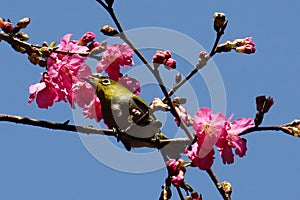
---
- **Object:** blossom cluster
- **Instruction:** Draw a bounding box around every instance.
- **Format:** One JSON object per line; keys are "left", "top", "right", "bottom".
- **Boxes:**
{"left": 185, "top": 107, "right": 254, "bottom": 170}
{"left": 216, "top": 37, "right": 256, "bottom": 54}
{"left": 152, "top": 50, "right": 177, "bottom": 69}
{"left": 28, "top": 33, "right": 137, "bottom": 122}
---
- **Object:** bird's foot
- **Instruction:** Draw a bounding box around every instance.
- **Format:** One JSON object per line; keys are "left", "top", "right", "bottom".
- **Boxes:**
{"left": 112, "top": 127, "right": 123, "bottom": 142}
{"left": 153, "top": 134, "right": 161, "bottom": 149}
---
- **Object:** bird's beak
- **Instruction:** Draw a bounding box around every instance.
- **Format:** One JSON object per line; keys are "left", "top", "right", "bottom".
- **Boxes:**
{"left": 82, "top": 76, "right": 97, "bottom": 88}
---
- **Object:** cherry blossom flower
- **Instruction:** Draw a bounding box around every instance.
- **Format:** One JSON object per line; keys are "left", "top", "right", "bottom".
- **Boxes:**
{"left": 28, "top": 73, "right": 59, "bottom": 109}
{"left": 193, "top": 107, "right": 226, "bottom": 158}
{"left": 96, "top": 43, "right": 134, "bottom": 81}
{"left": 82, "top": 95, "right": 103, "bottom": 122}
{"left": 118, "top": 75, "right": 141, "bottom": 95}
{"left": 185, "top": 142, "right": 215, "bottom": 170}
{"left": 166, "top": 159, "right": 185, "bottom": 187}
{"left": 217, "top": 116, "right": 254, "bottom": 164}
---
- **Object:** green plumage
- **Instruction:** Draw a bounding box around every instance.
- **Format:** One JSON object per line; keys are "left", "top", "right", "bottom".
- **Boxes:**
{"left": 84, "top": 74, "right": 187, "bottom": 159}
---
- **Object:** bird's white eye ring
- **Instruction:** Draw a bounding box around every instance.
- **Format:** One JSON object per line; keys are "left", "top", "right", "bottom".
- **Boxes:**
{"left": 101, "top": 79, "right": 111, "bottom": 85}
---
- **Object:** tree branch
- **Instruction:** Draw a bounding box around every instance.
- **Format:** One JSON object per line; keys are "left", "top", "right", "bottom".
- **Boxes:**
{"left": 206, "top": 168, "right": 231, "bottom": 200}
{"left": 0, "top": 113, "right": 189, "bottom": 149}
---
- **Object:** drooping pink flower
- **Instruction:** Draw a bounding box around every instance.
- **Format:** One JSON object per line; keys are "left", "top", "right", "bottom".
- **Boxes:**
{"left": 185, "top": 142, "right": 215, "bottom": 170}
{"left": 118, "top": 76, "right": 141, "bottom": 95}
{"left": 82, "top": 95, "right": 103, "bottom": 122}
{"left": 217, "top": 116, "right": 254, "bottom": 164}
{"left": 28, "top": 74, "right": 59, "bottom": 109}
{"left": 46, "top": 34, "right": 90, "bottom": 105}
{"left": 193, "top": 107, "right": 226, "bottom": 158}
{"left": 166, "top": 159, "right": 185, "bottom": 187}
{"left": 171, "top": 169, "right": 185, "bottom": 187}
{"left": 96, "top": 43, "right": 134, "bottom": 81}
{"left": 77, "top": 32, "right": 96, "bottom": 46}
{"left": 72, "top": 81, "right": 95, "bottom": 108}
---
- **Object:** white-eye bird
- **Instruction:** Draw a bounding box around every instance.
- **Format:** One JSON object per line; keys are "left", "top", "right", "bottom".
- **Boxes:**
{"left": 84, "top": 74, "right": 188, "bottom": 159}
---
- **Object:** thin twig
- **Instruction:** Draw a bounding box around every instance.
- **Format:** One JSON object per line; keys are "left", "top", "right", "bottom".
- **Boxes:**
{"left": 176, "top": 187, "right": 185, "bottom": 200}
{"left": 164, "top": 21, "right": 228, "bottom": 100}
{"left": 0, "top": 32, "right": 92, "bottom": 57}
{"left": 96, "top": 1, "right": 194, "bottom": 140}
{"left": 240, "top": 125, "right": 293, "bottom": 136}
{"left": 206, "top": 168, "right": 231, "bottom": 200}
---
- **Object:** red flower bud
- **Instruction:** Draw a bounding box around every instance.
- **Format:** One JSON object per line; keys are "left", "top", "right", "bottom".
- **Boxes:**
{"left": 256, "top": 95, "right": 266, "bottom": 111}
{"left": 2, "top": 21, "right": 13, "bottom": 33}
{"left": 78, "top": 32, "right": 96, "bottom": 46}
{"left": 263, "top": 97, "right": 274, "bottom": 113}
{"left": 165, "top": 58, "right": 176, "bottom": 69}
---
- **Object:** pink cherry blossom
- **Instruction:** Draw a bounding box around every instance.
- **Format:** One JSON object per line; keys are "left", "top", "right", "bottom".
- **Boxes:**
{"left": 82, "top": 95, "right": 103, "bottom": 122}
{"left": 217, "top": 116, "right": 254, "bottom": 164}
{"left": 171, "top": 169, "right": 185, "bottom": 187}
{"left": 96, "top": 43, "right": 134, "bottom": 81}
{"left": 166, "top": 159, "right": 185, "bottom": 187}
{"left": 72, "top": 81, "right": 95, "bottom": 108}
{"left": 193, "top": 107, "right": 226, "bottom": 158}
{"left": 118, "top": 76, "right": 141, "bottom": 95}
{"left": 28, "top": 74, "right": 59, "bottom": 109}
{"left": 185, "top": 142, "right": 215, "bottom": 170}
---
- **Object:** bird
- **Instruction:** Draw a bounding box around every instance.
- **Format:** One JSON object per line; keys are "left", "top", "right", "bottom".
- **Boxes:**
{"left": 83, "top": 74, "right": 188, "bottom": 160}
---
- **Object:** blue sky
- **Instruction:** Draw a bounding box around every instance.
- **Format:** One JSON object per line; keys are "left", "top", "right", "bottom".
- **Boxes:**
{"left": 0, "top": 1, "right": 300, "bottom": 199}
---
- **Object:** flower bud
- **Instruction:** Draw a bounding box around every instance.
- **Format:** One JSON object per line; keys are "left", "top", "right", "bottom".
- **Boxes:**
{"left": 256, "top": 95, "right": 266, "bottom": 112}
{"left": 152, "top": 50, "right": 166, "bottom": 64}
{"left": 16, "top": 17, "right": 31, "bottom": 29}
{"left": 78, "top": 32, "right": 96, "bottom": 46}
{"left": 175, "top": 73, "right": 182, "bottom": 83}
{"left": 214, "top": 12, "right": 226, "bottom": 32}
{"left": 2, "top": 21, "right": 13, "bottom": 33}
{"left": 0, "top": 18, "right": 4, "bottom": 29}
{"left": 191, "top": 191, "right": 202, "bottom": 200}
{"left": 28, "top": 53, "right": 41, "bottom": 65}
{"left": 235, "top": 45, "right": 256, "bottom": 54}
{"left": 216, "top": 41, "right": 234, "bottom": 53}
{"left": 15, "top": 32, "right": 29, "bottom": 41}
{"left": 12, "top": 44, "right": 27, "bottom": 54}
{"left": 165, "top": 58, "right": 176, "bottom": 69}
{"left": 100, "top": 25, "right": 119, "bottom": 36}
{"left": 197, "top": 51, "right": 209, "bottom": 67}
{"left": 38, "top": 60, "right": 47, "bottom": 67}
{"left": 263, "top": 97, "right": 274, "bottom": 113}
{"left": 221, "top": 181, "right": 232, "bottom": 194}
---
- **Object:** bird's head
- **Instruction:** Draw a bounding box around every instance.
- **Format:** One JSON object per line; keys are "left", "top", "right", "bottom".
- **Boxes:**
{"left": 83, "top": 74, "right": 122, "bottom": 99}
